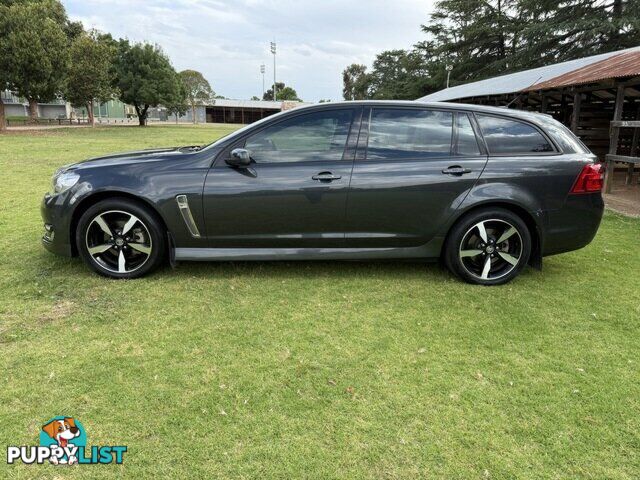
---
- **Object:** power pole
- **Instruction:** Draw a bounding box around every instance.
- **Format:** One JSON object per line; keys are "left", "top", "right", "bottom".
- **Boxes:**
{"left": 260, "top": 64, "right": 265, "bottom": 100}
{"left": 270, "top": 41, "right": 277, "bottom": 101}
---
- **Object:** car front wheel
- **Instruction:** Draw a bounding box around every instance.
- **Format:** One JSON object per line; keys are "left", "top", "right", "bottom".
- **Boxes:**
{"left": 76, "top": 198, "right": 166, "bottom": 279}
{"left": 445, "top": 208, "right": 531, "bottom": 285}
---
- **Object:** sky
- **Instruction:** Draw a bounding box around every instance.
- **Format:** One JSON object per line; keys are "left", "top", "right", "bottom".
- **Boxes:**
{"left": 62, "top": 0, "right": 433, "bottom": 102}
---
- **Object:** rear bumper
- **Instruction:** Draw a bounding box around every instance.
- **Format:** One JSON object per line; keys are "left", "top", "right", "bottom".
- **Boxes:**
{"left": 542, "top": 193, "right": 604, "bottom": 256}
{"left": 41, "top": 193, "right": 74, "bottom": 257}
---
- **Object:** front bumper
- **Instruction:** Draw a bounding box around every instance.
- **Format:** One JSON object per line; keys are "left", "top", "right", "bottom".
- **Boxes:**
{"left": 41, "top": 193, "right": 74, "bottom": 257}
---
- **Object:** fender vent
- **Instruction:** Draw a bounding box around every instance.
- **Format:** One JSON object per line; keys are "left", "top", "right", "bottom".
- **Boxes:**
{"left": 175, "top": 195, "right": 201, "bottom": 238}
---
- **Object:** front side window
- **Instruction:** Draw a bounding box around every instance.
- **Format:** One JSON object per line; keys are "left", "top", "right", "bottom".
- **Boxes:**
{"left": 367, "top": 108, "right": 453, "bottom": 160}
{"left": 476, "top": 114, "right": 554, "bottom": 154}
{"left": 245, "top": 109, "right": 353, "bottom": 163}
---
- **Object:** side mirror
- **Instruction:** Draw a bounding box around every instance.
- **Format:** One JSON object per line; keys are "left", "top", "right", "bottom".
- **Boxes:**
{"left": 226, "top": 148, "right": 252, "bottom": 167}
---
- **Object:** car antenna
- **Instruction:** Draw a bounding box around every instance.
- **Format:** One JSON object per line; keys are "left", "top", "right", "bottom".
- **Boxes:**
{"left": 505, "top": 75, "right": 543, "bottom": 109}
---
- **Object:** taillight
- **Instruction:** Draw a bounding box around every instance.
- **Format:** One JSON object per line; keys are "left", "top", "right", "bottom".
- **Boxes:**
{"left": 570, "top": 163, "right": 603, "bottom": 194}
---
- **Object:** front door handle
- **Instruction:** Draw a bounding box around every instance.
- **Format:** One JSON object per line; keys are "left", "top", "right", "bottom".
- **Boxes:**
{"left": 442, "top": 166, "right": 472, "bottom": 176}
{"left": 312, "top": 172, "right": 342, "bottom": 182}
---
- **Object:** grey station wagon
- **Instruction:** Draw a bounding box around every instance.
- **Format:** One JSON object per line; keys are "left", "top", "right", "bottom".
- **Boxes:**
{"left": 41, "top": 101, "right": 604, "bottom": 285}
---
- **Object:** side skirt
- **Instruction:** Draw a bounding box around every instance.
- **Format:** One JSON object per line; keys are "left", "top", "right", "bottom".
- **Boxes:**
{"left": 175, "top": 243, "right": 442, "bottom": 262}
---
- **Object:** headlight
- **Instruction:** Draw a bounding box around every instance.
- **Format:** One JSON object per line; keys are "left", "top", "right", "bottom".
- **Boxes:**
{"left": 50, "top": 170, "right": 80, "bottom": 195}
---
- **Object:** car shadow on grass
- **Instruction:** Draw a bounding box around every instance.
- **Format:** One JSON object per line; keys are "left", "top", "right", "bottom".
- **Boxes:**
{"left": 165, "top": 257, "right": 441, "bottom": 278}
{"left": 162, "top": 259, "right": 541, "bottom": 284}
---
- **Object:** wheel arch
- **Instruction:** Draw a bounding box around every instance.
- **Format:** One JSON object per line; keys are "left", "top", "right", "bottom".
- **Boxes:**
{"left": 69, "top": 191, "right": 169, "bottom": 256}
{"left": 442, "top": 201, "right": 542, "bottom": 269}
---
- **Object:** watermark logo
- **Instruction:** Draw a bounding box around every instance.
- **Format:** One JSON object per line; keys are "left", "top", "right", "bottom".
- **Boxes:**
{"left": 41, "top": 416, "right": 85, "bottom": 464}
{"left": 6, "top": 416, "right": 126, "bottom": 465}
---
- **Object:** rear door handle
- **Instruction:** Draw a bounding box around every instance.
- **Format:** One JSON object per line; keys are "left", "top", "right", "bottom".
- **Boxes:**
{"left": 312, "top": 172, "right": 342, "bottom": 182}
{"left": 442, "top": 166, "right": 472, "bottom": 176}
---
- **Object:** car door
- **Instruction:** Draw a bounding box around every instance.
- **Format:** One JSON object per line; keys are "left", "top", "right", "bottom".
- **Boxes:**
{"left": 202, "top": 107, "right": 359, "bottom": 248}
{"left": 345, "top": 108, "right": 488, "bottom": 248}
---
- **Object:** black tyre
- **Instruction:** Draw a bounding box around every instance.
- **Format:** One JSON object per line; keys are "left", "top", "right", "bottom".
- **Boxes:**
{"left": 76, "top": 198, "right": 166, "bottom": 279}
{"left": 444, "top": 208, "right": 531, "bottom": 285}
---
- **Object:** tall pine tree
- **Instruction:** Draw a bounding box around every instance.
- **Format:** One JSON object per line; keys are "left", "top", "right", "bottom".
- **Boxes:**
{"left": 518, "top": 0, "right": 640, "bottom": 65}
{"left": 418, "top": 0, "right": 521, "bottom": 86}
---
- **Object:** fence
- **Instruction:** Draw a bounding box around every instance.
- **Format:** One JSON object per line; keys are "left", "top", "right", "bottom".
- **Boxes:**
{"left": 604, "top": 119, "right": 640, "bottom": 193}
{"left": 5, "top": 117, "right": 137, "bottom": 127}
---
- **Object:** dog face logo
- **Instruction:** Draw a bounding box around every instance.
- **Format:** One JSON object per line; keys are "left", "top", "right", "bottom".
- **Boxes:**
{"left": 42, "top": 417, "right": 80, "bottom": 448}
{"left": 39, "top": 416, "right": 85, "bottom": 465}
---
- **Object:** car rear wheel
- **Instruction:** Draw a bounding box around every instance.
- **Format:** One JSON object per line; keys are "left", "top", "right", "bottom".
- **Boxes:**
{"left": 76, "top": 198, "right": 166, "bottom": 279}
{"left": 445, "top": 208, "right": 531, "bottom": 285}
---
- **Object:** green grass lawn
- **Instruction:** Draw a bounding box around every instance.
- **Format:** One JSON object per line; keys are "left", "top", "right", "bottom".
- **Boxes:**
{"left": 1, "top": 125, "right": 639, "bottom": 479}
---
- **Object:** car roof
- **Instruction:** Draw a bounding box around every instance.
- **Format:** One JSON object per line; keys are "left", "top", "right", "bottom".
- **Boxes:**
{"left": 294, "top": 100, "right": 551, "bottom": 123}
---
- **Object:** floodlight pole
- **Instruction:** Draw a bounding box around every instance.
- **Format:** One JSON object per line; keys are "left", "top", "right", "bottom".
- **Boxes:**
{"left": 260, "top": 64, "right": 265, "bottom": 100}
{"left": 270, "top": 41, "right": 277, "bottom": 101}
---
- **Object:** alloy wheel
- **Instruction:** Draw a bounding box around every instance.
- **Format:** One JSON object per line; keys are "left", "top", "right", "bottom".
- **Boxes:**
{"left": 458, "top": 218, "right": 523, "bottom": 281}
{"left": 85, "top": 210, "right": 153, "bottom": 274}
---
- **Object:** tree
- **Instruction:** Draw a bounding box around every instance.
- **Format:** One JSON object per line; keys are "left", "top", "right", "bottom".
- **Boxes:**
{"left": 250, "top": 95, "right": 261, "bottom": 100}
{"left": 342, "top": 64, "right": 370, "bottom": 100}
{"left": 64, "top": 19, "right": 84, "bottom": 42}
{"left": 517, "top": 0, "right": 640, "bottom": 66}
{"left": 263, "top": 82, "right": 301, "bottom": 101}
{"left": 418, "top": 0, "right": 520, "bottom": 86}
{"left": 113, "top": 42, "right": 183, "bottom": 126}
{"left": 66, "top": 30, "right": 116, "bottom": 126}
{"left": 165, "top": 101, "right": 188, "bottom": 124}
{"left": 0, "top": 3, "right": 10, "bottom": 131}
{"left": 367, "top": 49, "right": 431, "bottom": 100}
{"left": 276, "top": 86, "right": 301, "bottom": 101}
{"left": 165, "top": 81, "right": 188, "bottom": 124}
{"left": 178, "top": 69, "right": 213, "bottom": 124}
{"left": 2, "top": 0, "right": 70, "bottom": 122}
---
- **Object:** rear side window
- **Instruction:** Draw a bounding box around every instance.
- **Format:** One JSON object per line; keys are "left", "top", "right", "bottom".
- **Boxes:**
{"left": 476, "top": 114, "right": 554, "bottom": 154}
{"left": 455, "top": 113, "right": 481, "bottom": 156}
{"left": 367, "top": 108, "right": 453, "bottom": 160}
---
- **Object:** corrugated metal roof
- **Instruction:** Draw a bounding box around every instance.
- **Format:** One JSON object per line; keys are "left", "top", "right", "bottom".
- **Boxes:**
{"left": 418, "top": 46, "right": 640, "bottom": 102}
{"left": 525, "top": 50, "right": 640, "bottom": 91}
{"left": 205, "top": 99, "right": 312, "bottom": 109}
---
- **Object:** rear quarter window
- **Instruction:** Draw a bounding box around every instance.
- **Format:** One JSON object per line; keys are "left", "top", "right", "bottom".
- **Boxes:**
{"left": 476, "top": 114, "right": 554, "bottom": 155}
{"left": 536, "top": 116, "right": 590, "bottom": 154}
